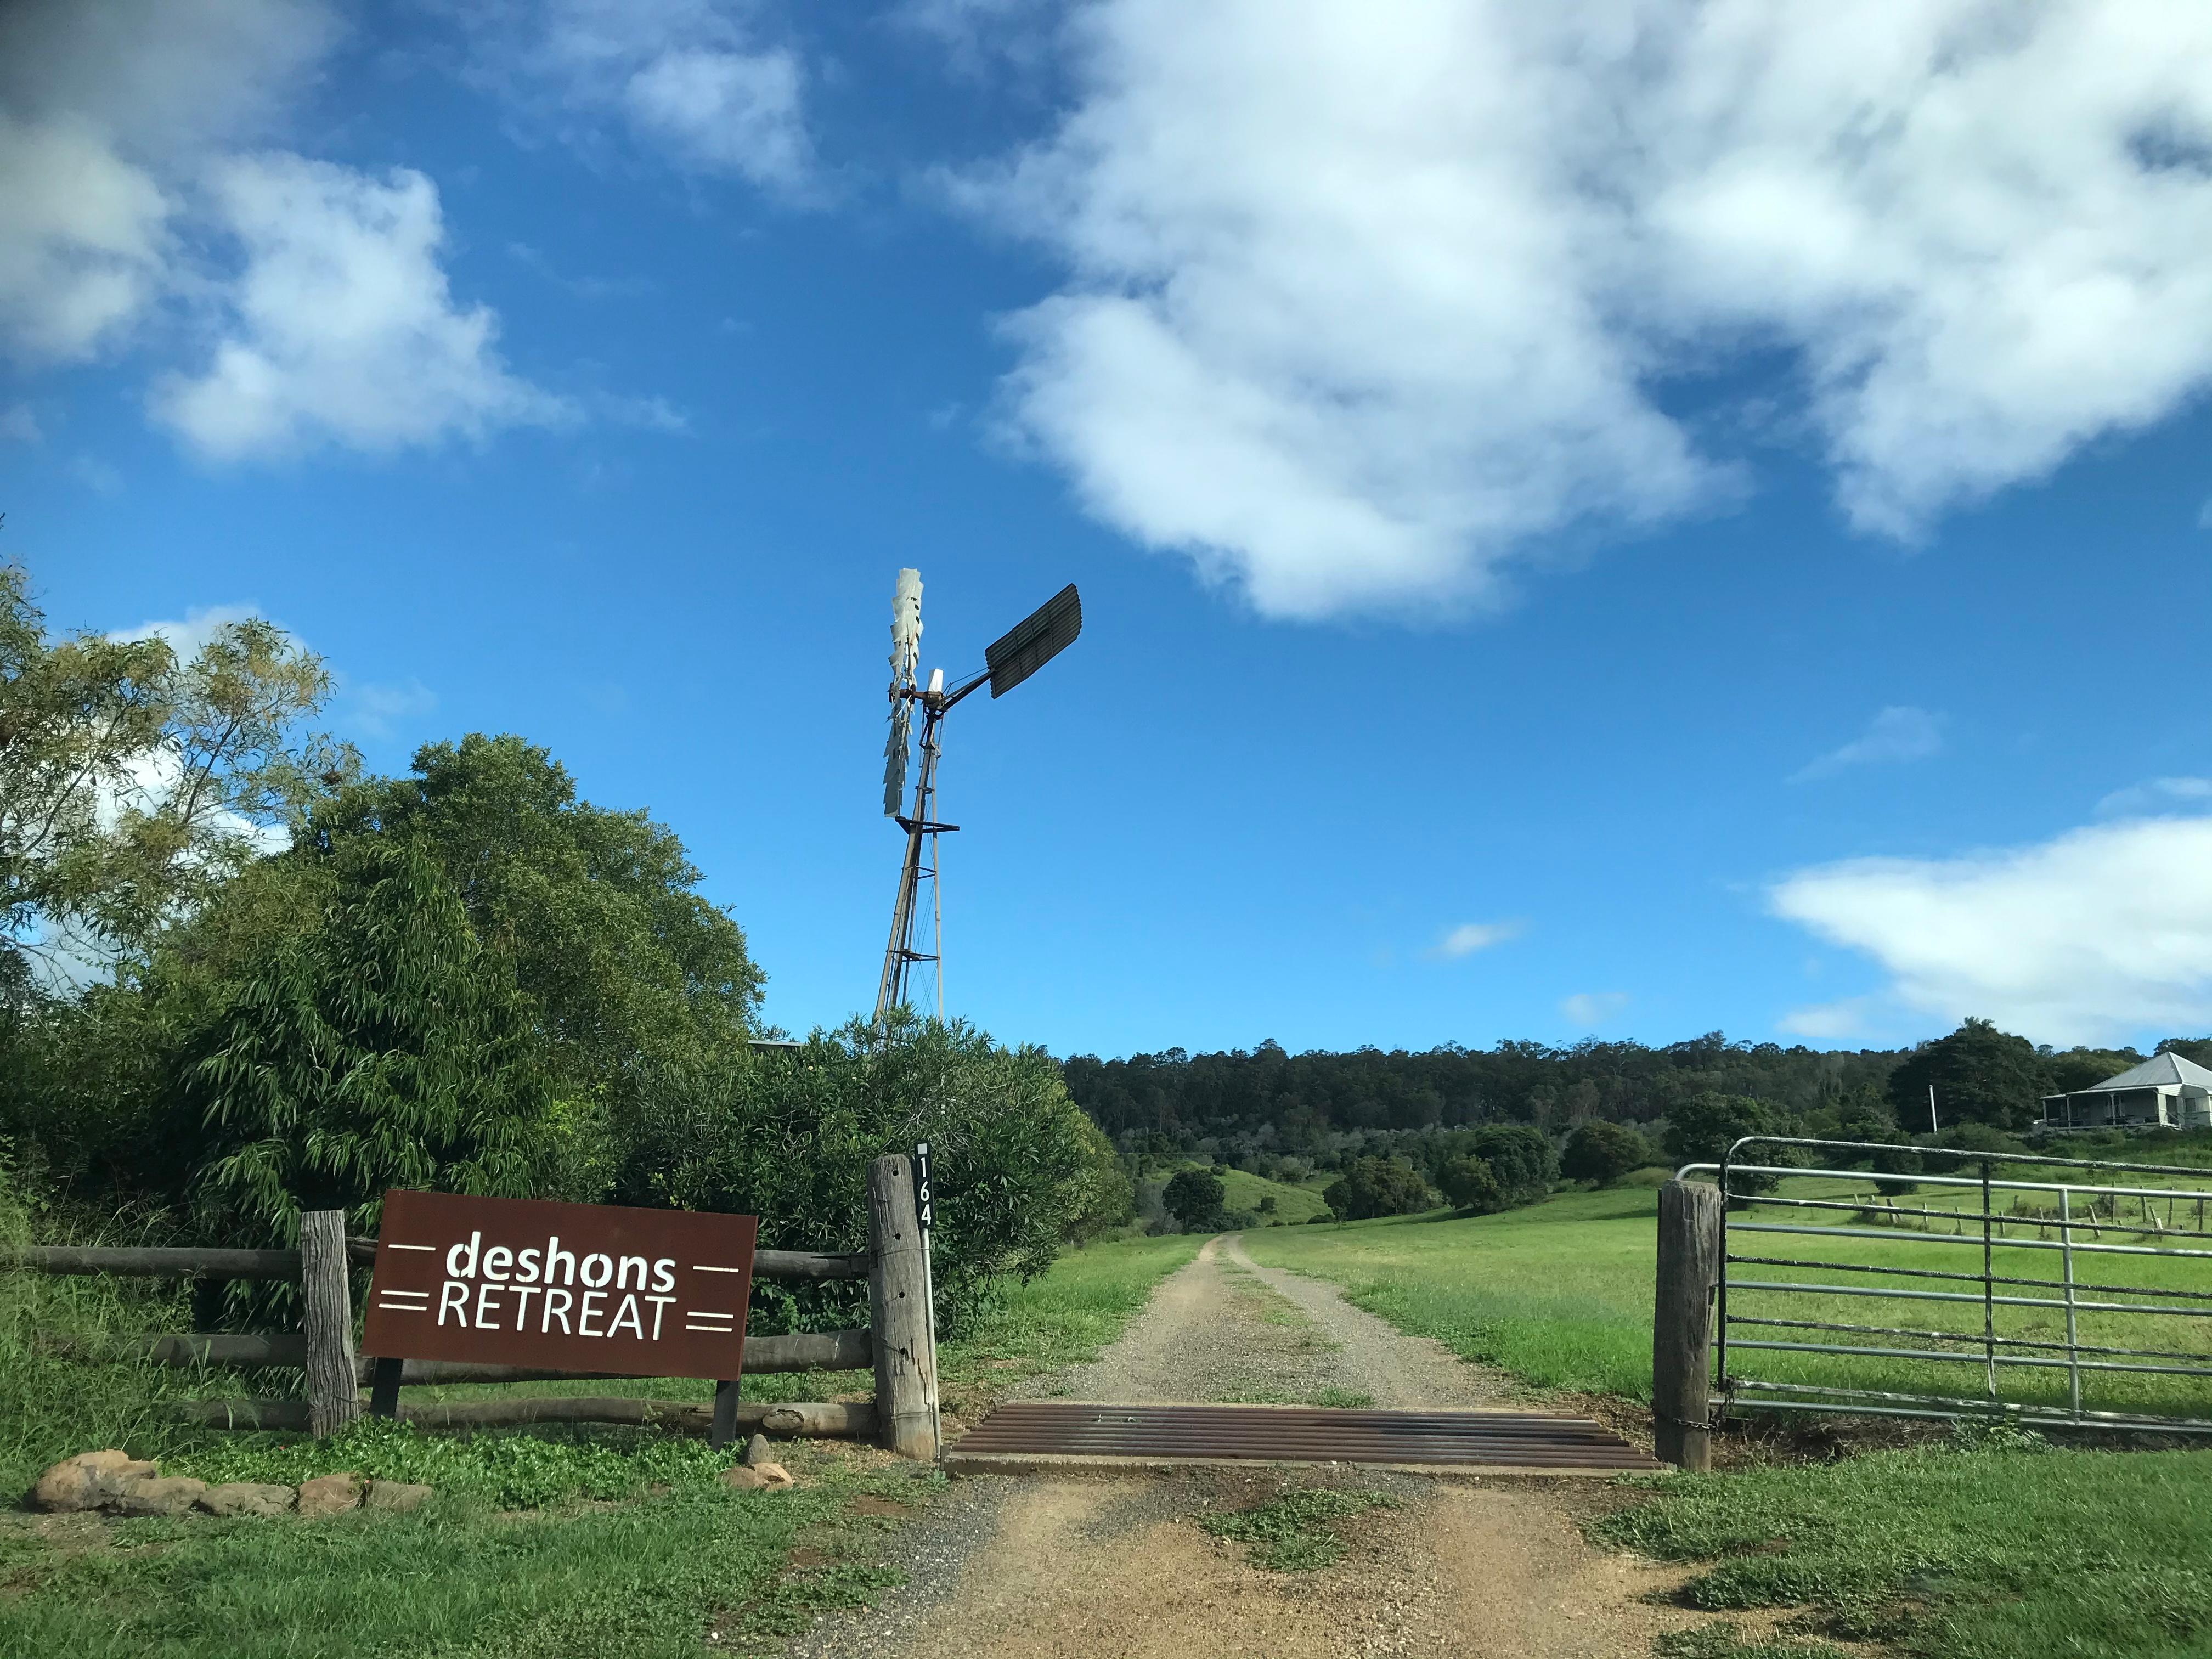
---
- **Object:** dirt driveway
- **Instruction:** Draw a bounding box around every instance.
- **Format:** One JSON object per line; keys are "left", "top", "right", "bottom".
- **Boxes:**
{"left": 789, "top": 1236, "right": 1741, "bottom": 1659}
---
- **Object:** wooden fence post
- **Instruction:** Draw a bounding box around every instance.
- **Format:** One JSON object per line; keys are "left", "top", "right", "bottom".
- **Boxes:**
{"left": 867, "top": 1154, "right": 937, "bottom": 1460}
{"left": 1653, "top": 1178, "right": 1721, "bottom": 1471}
{"left": 301, "top": 1210, "right": 362, "bottom": 1438}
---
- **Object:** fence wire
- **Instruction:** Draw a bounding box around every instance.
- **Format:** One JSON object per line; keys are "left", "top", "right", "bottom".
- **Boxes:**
{"left": 1680, "top": 1136, "right": 2212, "bottom": 1434}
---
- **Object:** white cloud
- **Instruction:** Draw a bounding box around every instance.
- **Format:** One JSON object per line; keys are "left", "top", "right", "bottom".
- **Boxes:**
{"left": 1776, "top": 997, "right": 1883, "bottom": 1041}
{"left": 970, "top": 1, "right": 2212, "bottom": 618}
{"left": 897, "top": 0, "right": 1055, "bottom": 77}
{"left": 2, "top": 0, "right": 588, "bottom": 462}
{"left": 1428, "top": 918, "right": 1526, "bottom": 960}
{"left": 346, "top": 677, "right": 439, "bottom": 742}
{"left": 1791, "top": 706, "right": 1944, "bottom": 782}
{"left": 459, "top": 0, "right": 812, "bottom": 194}
{"left": 1561, "top": 991, "right": 1630, "bottom": 1027}
{"left": 71, "top": 455, "right": 121, "bottom": 494}
{"left": 1770, "top": 815, "right": 2212, "bottom": 1045}
{"left": 0, "top": 114, "right": 171, "bottom": 363}
{"left": 2097, "top": 776, "right": 2212, "bottom": 819}
{"left": 0, "top": 0, "right": 338, "bottom": 364}
{"left": 109, "top": 602, "right": 264, "bottom": 660}
{"left": 150, "top": 156, "right": 571, "bottom": 461}
{"left": 1, "top": 404, "right": 41, "bottom": 444}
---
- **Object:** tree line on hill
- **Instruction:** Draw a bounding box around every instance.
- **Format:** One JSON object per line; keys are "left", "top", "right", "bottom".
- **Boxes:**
{"left": 1063, "top": 1020, "right": 2212, "bottom": 1224}
{"left": 0, "top": 561, "right": 1124, "bottom": 1332}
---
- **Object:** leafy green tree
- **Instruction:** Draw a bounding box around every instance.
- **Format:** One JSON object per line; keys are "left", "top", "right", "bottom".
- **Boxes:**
{"left": 1064, "top": 1117, "right": 1136, "bottom": 1240}
{"left": 1466, "top": 1124, "right": 1558, "bottom": 1204}
{"left": 1323, "top": 1155, "right": 1432, "bottom": 1220}
{"left": 2047, "top": 1048, "right": 2142, "bottom": 1094}
{"left": 1437, "top": 1154, "right": 1504, "bottom": 1213}
{"left": 612, "top": 1014, "right": 1113, "bottom": 1331}
{"left": 1831, "top": 1085, "right": 1897, "bottom": 1143}
{"left": 0, "top": 564, "right": 353, "bottom": 985}
{"left": 1663, "top": 1092, "right": 1778, "bottom": 1170}
{"left": 1934, "top": 1121, "right": 2023, "bottom": 1156}
{"left": 312, "top": 734, "right": 762, "bottom": 1100}
{"left": 1888, "top": 1019, "right": 2054, "bottom": 1133}
{"left": 187, "top": 840, "right": 561, "bottom": 1255}
{"left": 1162, "top": 1167, "right": 1227, "bottom": 1231}
{"left": 1560, "top": 1120, "right": 1652, "bottom": 1185}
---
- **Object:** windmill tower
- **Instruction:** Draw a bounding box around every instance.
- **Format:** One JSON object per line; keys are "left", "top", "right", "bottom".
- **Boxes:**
{"left": 874, "top": 571, "right": 1082, "bottom": 1023}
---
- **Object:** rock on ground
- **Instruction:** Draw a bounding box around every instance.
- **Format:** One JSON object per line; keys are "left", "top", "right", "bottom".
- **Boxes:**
{"left": 363, "top": 1480, "right": 433, "bottom": 1513}
{"left": 111, "top": 1476, "right": 208, "bottom": 1517}
{"left": 199, "top": 1482, "right": 298, "bottom": 1518}
{"left": 297, "top": 1472, "right": 364, "bottom": 1519}
{"left": 723, "top": 1463, "right": 795, "bottom": 1491}
{"left": 32, "top": 1451, "right": 155, "bottom": 1514}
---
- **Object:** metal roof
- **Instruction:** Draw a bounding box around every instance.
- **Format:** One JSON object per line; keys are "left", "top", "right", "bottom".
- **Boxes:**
{"left": 2084, "top": 1052, "right": 2212, "bottom": 1093}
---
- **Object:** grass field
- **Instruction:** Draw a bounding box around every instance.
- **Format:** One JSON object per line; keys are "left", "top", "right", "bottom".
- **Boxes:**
{"left": 0, "top": 1231, "right": 1201, "bottom": 1657}
{"left": 1239, "top": 1186, "right": 1667, "bottom": 1398}
{"left": 1240, "top": 1175, "right": 2212, "bottom": 1422}
{"left": 1244, "top": 1173, "right": 2212, "bottom": 1658}
{"left": 1601, "top": 1437, "right": 2212, "bottom": 1659}
{"left": 1211, "top": 1166, "right": 1333, "bottom": 1225}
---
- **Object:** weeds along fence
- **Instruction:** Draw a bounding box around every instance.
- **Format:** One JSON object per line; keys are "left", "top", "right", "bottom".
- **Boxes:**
{"left": 1652, "top": 1137, "right": 2212, "bottom": 1469}
{"left": 0, "top": 1155, "right": 938, "bottom": 1459}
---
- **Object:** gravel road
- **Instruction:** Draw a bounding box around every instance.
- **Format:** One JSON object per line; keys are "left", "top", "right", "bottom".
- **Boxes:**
{"left": 787, "top": 1233, "right": 1718, "bottom": 1659}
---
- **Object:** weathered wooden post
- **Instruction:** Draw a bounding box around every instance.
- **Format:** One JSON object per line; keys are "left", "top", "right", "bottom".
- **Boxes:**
{"left": 301, "top": 1209, "right": 362, "bottom": 1438}
{"left": 867, "top": 1154, "right": 938, "bottom": 1460}
{"left": 1652, "top": 1178, "right": 1721, "bottom": 1471}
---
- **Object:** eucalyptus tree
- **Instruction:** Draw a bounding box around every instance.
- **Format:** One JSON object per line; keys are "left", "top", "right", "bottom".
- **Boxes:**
{"left": 0, "top": 563, "right": 353, "bottom": 988}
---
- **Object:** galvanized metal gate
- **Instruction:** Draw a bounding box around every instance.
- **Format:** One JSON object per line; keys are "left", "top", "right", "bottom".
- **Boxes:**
{"left": 1692, "top": 1136, "right": 2212, "bottom": 1434}
{"left": 945, "top": 1401, "right": 1659, "bottom": 1474}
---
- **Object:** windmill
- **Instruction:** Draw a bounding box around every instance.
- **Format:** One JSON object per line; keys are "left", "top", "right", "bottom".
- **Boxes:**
{"left": 874, "top": 571, "right": 1083, "bottom": 1023}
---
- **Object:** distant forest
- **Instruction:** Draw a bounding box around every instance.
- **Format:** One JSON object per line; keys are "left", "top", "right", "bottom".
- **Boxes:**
{"left": 1060, "top": 1028, "right": 2211, "bottom": 1173}
{"left": 1064, "top": 1034, "right": 1893, "bottom": 1153}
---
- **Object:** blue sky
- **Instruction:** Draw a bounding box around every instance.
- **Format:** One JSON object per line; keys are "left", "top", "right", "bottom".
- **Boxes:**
{"left": 8, "top": 1, "right": 2212, "bottom": 1059}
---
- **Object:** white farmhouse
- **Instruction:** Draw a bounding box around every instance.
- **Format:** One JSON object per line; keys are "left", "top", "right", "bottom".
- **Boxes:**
{"left": 2041, "top": 1052, "right": 2212, "bottom": 1131}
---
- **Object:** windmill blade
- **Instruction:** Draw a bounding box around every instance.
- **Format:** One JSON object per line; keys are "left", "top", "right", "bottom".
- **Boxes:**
{"left": 889, "top": 567, "right": 922, "bottom": 690}
{"left": 882, "top": 701, "right": 911, "bottom": 816}
{"left": 984, "top": 583, "right": 1081, "bottom": 698}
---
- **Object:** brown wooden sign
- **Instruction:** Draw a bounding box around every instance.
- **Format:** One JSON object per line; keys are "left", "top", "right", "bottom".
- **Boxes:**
{"left": 362, "top": 1190, "right": 758, "bottom": 1381}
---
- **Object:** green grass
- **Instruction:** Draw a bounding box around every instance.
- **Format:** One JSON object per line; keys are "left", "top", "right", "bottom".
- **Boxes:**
{"left": 1198, "top": 1487, "right": 1394, "bottom": 1571}
{"left": 1595, "top": 1440, "right": 2212, "bottom": 1658}
{"left": 0, "top": 1444, "right": 924, "bottom": 1658}
{"left": 1239, "top": 1187, "right": 1664, "bottom": 1397}
{"left": 358, "top": 1231, "right": 1206, "bottom": 1422}
{"left": 0, "top": 1221, "right": 1200, "bottom": 1658}
{"left": 934, "top": 1231, "right": 1202, "bottom": 1410}
{"left": 1210, "top": 1167, "right": 1333, "bottom": 1225}
{"left": 1242, "top": 1178, "right": 2212, "bottom": 1420}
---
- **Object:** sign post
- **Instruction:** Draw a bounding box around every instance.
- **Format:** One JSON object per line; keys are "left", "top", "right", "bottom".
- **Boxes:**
{"left": 361, "top": 1189, "right": 760, "bottom": 1446}
{"left": 914, "top": 1143, "right": 940, "bottom": 1448}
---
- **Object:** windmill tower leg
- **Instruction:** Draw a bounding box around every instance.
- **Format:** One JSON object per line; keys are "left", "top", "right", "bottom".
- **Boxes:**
{"left": 874, "top": 820, "right": 928, "bottom": 1021}
{"left": 874, "top": 702, "right": 945, "bottom": 1025}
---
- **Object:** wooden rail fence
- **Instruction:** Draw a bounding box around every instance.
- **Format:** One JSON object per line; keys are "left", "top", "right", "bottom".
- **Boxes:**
{"left": 0, "top": 1154, "right": 938, "bottom": 1459}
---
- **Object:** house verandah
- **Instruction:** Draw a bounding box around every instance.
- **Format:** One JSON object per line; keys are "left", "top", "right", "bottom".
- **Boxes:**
{"left": 2042, "top": 1052, "right": 2212, "bottom": 1131}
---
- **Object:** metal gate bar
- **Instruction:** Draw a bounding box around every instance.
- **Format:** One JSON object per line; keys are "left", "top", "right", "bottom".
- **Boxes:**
{"left": 946, "top": 1401, "right": 1661, "bottom": 1474}
{"left": 1681, "top": 1136, "right": 2212, "bottom": 1433}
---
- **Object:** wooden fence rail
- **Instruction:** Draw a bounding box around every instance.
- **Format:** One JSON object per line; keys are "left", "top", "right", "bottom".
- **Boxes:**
{"left": 0, "top": 1243, "right": 870, "bottom": 1283}
{"left": 2, "top": 1163, "right": 935, "bottom": 1459}
{"left": 50, "top": 1327, "right": 874, "bottom": 1379}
